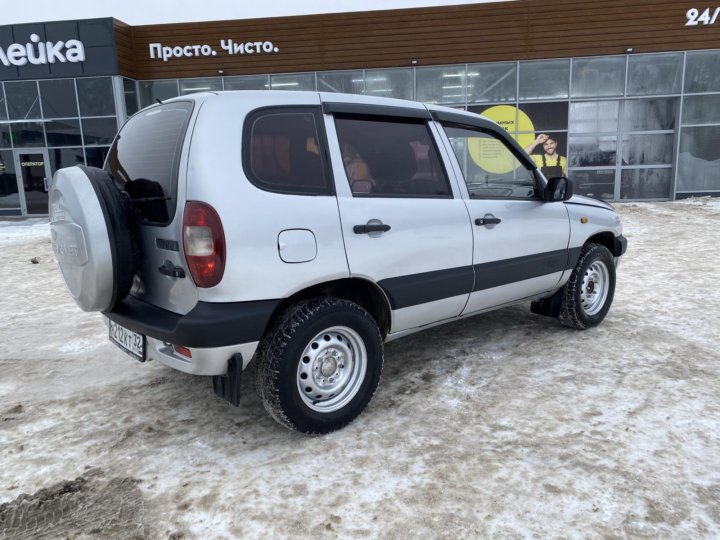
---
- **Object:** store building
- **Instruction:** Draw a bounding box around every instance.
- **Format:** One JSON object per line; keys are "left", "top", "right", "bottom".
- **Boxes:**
{"left": 1, "top": 0, "right": 719, "bottom": 215}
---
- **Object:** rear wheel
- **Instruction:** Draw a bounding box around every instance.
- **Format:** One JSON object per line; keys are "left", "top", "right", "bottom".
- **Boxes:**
{"left": 559, "top": 243, "right": 616, "bottom": 329}
{"left": 256, "top": 298, "right": 383, "bottom": 434}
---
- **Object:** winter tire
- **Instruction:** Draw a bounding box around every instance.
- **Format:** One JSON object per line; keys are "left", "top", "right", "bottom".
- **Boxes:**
{"left": 559, "top": 243, "right": 616, "bottom": 330}
{"left": 49, "top": 165, "right": 139, "bottom": 313}
{"left": 256, "top": 298, "right": 383, "bottom": 434}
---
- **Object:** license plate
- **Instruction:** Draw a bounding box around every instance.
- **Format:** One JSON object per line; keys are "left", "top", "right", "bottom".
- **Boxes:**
{"left": 109, "top": 320, "right": 146, "bottom": 362}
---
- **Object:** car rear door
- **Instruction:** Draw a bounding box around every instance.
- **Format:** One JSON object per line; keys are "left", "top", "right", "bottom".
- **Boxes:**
{"left": 321, "top": 98, "right": 473, "bottom": 334}
{"left": 433, "top": 112, "right": 571, "bottom": 315}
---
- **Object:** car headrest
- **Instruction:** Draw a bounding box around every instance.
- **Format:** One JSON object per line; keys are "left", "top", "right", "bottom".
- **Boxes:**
{"left": 366, "top": 141, "right": 417, "bottom": 183}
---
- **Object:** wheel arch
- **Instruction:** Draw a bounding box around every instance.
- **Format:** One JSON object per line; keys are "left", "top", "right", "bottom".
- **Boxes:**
{"left": 586, "top": 231, "right": 624, "bottom": 257}
{"left": 267, "top": 278, "right": 392, "bottom": 339}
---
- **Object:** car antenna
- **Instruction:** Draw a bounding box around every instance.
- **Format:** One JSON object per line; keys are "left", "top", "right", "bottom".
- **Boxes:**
{"left": 155, "top": 98, "right": 163, "bottom": 104}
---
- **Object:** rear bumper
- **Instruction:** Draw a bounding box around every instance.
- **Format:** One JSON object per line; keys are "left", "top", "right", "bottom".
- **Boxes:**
{"left": 105, "top": 295, "right": 280, "bottom": 375}
{"left": 107, "top": 295, "right": 279, "bottom": 347}
{"left": 142, "top": 337, "right": 258, "bottom": 375}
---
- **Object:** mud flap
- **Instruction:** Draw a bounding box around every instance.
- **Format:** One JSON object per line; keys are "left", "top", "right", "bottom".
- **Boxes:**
{"left": 531, "top": 288, "right": 564, "bottom": 318}
{"left": 212, "top": 354, "right": 243, "bottom": 406}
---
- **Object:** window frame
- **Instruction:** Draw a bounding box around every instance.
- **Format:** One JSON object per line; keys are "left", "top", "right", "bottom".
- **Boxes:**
{"left": 331, "top": 111, "right": 454, "bottom": 199}
{"left": 242, "top": 105, "right": 335, "bottom": 197}
{"left": 438, "top": 120, "right": 545, "bottom": 202}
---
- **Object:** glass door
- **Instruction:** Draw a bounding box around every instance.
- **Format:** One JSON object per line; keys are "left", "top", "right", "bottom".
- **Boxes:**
{"left": 14, "top": 149, "right": 51, "bottom": 215}
{"left": 0, "top": 150, "right": 22, "bottom": 216}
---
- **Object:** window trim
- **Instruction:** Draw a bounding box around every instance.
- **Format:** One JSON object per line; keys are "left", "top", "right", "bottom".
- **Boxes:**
{"left": 439, "top": 121, "right": 545, "bottom": 201}
{"left": 242, "top": 105, "right": 335, "bottom": 197}
{"left": 331, "top": 112, "right": 454, "bottom": 199}
{"left": 322, "top": 101, "right": 431, "bottom": 120}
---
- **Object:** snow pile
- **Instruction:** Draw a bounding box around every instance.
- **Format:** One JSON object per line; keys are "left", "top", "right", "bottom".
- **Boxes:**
{"left": 0, "top": 218, "right": 50, "bottom": 247}
{"left": 675, "top": 195, "right": 720, "bottom": 210}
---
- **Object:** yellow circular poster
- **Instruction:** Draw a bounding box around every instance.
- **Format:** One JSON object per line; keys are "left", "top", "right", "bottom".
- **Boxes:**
{"left": 469, "top": 105, "right": 535, "bottom": 174}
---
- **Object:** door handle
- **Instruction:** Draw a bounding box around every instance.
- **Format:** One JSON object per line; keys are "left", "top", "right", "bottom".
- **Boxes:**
{"left": 475, "top": 217, "right": 502, "bottom": 226}
{"left": 354, "top": 223, "right": 391, "bottom": 234}
{"left": 158, "top": 260, "right": 186, "bottom": 278}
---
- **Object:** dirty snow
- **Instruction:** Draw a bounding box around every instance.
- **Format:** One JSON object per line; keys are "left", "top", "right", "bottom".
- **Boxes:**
{"left": 1, "top": 200, "right": 719, "bottom": 538}
{"left": 0, "top": 219, "right": 50, "bottom": 248}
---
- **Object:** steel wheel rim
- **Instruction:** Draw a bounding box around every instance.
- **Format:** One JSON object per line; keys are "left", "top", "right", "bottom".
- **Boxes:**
{"left": 580, "top": 260, "right": 610, "bottom": 316}
{"left": 296, "top": 326, "right": 367, "bottom": 413}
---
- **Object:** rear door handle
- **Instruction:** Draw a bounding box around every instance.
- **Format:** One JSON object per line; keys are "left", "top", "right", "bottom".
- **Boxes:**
{"left": 354, "top": 223, "right": 391, "bottom": 234}
{"left": 475, "top": 217, "right": 502, "bottom": 226}
{"left": 158, "top": 260, "right": 186, "bottom": 278}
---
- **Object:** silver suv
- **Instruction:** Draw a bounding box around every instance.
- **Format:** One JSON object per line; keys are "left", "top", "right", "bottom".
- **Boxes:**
{"left": 49, "top": 91, "right": 627, "bottom": 434}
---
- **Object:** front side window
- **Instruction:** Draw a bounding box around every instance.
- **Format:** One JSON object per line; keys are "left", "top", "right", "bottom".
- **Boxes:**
{"left": 244, "top": 108, "right": 330, "bottom": 195}
{"left": 334, "top": 115, "right": 451, "bottom": 198}
{"left": 443, "top": 125, "right": 539, "bottom": 199}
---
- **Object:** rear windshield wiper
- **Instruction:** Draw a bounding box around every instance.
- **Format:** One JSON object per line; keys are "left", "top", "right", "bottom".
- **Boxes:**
{"left": 128, "top": 196, "right": 172, "bottom": 202}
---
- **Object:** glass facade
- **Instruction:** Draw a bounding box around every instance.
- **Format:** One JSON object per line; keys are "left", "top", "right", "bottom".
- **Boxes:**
{"left": 571, "top": 57, "right": 626, "bottom": 98}
{"left": 2, "top": 49, "right": 720, "bottom": 215}
{"left": 129, "top": 49, "right": 720, "bottom": 201}
{"left": 678, "top": 51, "right": 720, "bottom": 194}
{"left": 318, "top": 71, "right": 363, "bottom": 95}
{"left": 416, "top": 65, "right": 466, "bottom": 105}
{"left": 519, "top": 59, "right": 570, "bottom": 100}
{"left": 0, "top": 76, "right": 118, "bottom": 215}
{"left": 467, "top": 62, "right": 517, "bottom": 104}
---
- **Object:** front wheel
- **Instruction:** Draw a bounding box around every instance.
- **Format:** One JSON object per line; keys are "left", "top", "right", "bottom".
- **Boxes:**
{"left": 559, "top": 243, "right": 616, "bottom": 329}
{"left": 256, "top": 298, "right": 383, "bottom": 434}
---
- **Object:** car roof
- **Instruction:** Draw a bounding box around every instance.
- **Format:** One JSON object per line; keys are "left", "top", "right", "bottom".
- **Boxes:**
{"left": 157, "top": 90, "right": 533, "bottom": 168}
{"left": 158, "top": 90, "right": 494, "bottom": 124}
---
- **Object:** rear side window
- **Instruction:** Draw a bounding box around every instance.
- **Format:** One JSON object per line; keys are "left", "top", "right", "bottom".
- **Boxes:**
{"left": 243, "top": 108, "right": 331, "bottom": 195}
{"left": 334, "top": 115, "right": 451, "bottom": 198}
{"left": 106, "top": 101, "right": 193, "bottom": 224}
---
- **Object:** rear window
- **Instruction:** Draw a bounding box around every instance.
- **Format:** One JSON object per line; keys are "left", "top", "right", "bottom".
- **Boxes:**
{"left": 106, "top": 101, "right": 193, "bottom": 224}
{"left": 243, "top": 107, "right": 332, "bottom": 195}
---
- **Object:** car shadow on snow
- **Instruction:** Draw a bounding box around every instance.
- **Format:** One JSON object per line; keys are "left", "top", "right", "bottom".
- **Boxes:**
{"left": 77, "top": 302, "right": 576, "bottom": 457}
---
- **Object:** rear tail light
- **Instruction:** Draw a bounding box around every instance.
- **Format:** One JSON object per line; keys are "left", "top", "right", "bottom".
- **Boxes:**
{"left": 182, "top": 201, "right": 225, "bottom": 288}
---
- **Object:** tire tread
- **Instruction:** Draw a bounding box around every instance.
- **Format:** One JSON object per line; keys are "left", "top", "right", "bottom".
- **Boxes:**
{"left": 559, "top": 243, "right": 615, "bottom": 330}
{"left": 255, "top": 297, "right": 383, "bottom": 434}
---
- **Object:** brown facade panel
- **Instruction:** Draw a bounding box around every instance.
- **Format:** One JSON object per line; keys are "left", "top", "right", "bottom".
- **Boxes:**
{"left": 114, "top": 20, "right": 136, "bottom": 79}
{"left": 118, "top": 0, "right": 720, "bottom": 80}
{"left": 127, "top": 3, "right": 529, "bottom": 35}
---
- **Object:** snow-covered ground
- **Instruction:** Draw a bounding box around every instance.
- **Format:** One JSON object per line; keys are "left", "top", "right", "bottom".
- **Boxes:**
{"left": 1, "top": 200, "right": 719, "bottom": 538}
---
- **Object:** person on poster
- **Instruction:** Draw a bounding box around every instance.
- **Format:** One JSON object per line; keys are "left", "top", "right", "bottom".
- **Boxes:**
{"left": 524, "top": 134, "right": 567, "bottom": 178}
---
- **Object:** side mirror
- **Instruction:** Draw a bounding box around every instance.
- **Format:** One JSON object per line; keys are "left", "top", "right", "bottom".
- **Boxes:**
{"left": 546, "top": 176, "right": 574, "bottom": 202}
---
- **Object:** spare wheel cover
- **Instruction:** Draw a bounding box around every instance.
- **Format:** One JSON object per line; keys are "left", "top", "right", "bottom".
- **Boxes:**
{"left": 49, "top": 165, "right": 137, "bottom": 312}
